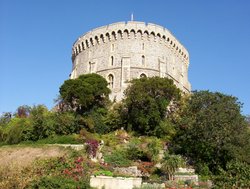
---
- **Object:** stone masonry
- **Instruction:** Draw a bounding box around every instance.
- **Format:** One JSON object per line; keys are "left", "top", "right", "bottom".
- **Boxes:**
{"left": 70, "top": 21, "right": 191, "bottom": 101}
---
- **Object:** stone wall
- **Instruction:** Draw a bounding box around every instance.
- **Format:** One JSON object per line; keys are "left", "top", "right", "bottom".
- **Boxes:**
{"left": 70, "top": 21, "right": 191, "bottom": 101}
{"left": 174, "top": 174, "right": 199, "bottom": 185}
{"left": 90, "top": 176, "right": 142, "bottom": 189}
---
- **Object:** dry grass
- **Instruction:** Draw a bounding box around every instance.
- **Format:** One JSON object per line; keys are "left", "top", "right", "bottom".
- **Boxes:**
{"left": 0, "top": 145, "right": 66, "bottom": 168}
{"left": 0, "top": 145, "right": 68, "bottom": 188}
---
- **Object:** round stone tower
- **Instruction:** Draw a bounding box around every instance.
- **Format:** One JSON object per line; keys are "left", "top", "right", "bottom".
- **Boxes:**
{"left": 70, "top": 21, "right": 191, "bottom": 101}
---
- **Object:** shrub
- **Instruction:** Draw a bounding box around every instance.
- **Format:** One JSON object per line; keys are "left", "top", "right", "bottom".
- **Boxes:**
{"left": 0, "top": 164, "right": 34, "bottom": 189}
{"left": 146, "top": 137, "right": 162, "bottom": 162}
{"left": 28, "top": 176, "right": 91, "bottom": 189}
{"left": 85, "top": 139, "right": 99, "bottom": 158}
{"left": 93, "top": 170, "right": 113, "bottom": 176}
{"left": 52, "top": 112, "right": 80, "bottom": 135}
{"left": 30, "top": 105, "right": 55, "bottom": 140}
{"left": 104, "top": 149, "right": 132, "bottom": 167}
{"left": 34, "top": 134, "right": 81, "bottom": 144}
{"left": 126, "top": 142, "right": 148, "bottom": 161}
{"left": 5, "top": 118, "right": 33, "bottom": 144}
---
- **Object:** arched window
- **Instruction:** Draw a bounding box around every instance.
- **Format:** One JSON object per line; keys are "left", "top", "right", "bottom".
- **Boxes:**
{"left": 140, "top": 73, "right": 147, "bottom": 78}
{"left": 110, "top": 56, "right": 114, "bottom": 66}
{"left": 108, "top": 74, "right": 114, "bottom": 88}
{"left": 142, "top": 55, "right": 145, "bottom": 66}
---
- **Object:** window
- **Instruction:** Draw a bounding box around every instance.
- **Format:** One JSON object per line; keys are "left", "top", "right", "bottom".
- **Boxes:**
{"left": 89, "top": 62, "right": 92, "bottom": 73}
{"left": 142, "top": 55, "right": 145, "bottom": 66}
{"left": 140, "top": 73, "right": 147, "bottom": 78}
{"left": 108, "top": 74, "right": 114, "bottom": 88}
{"left": 110, "top": 56, "right": 114, "bottom": 66}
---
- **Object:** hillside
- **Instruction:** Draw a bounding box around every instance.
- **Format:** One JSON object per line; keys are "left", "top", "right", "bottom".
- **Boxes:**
{"left": 0, "top": 145, "right": 66, "bottom": 168}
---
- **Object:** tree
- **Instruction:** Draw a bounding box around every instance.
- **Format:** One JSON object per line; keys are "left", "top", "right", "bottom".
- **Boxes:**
{"left": 161, "top": 152, "right": 185, "bottom": 180}
{"left": 15, "top": 105, "right": 31, "bottom": 118}
{"left": 213, "top": 160, "right": 250, "bottom": 188}
{"left": 246, "top": 115, "right": 250, "bottom": 127}
{"left": 30, "top": 104, "right": 54, "bottom": 140}
{"left": 121, "top": 77, "right": 181, "bottom": 136}
{"left": 59, "top": 74, "right": 111, "bottom": 115}
{"left": 173, "top": 90, "right": 250, "bottom": 173}
{"left": 0, "top": 112, "right": 12, "bottom": 126}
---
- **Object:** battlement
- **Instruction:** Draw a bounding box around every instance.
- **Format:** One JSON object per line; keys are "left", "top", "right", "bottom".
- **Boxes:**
{"left": 72, "top": 21, "right": 189, "bottom": 63}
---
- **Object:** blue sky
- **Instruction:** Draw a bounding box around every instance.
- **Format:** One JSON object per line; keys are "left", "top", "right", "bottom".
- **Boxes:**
{"left": 0, "top": 0, "right": 249, "bottom": 115}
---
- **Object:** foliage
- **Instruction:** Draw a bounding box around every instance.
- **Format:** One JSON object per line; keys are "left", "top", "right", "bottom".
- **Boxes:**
{"left": 0, "top": 112, "right": 12, "bottom": 126}
{"left": 15, "top": 105, "right": 31, "bottom": 118}
{"left": 173, "top": 90, "right": 250, "bottom": 173}
{"left": 3, "top": 117, "right": 33, "bottom": 144}
{"left": 0, "top": 164, "right": 36, "bottom": 189}
{"left": 51, "top": 112, "right": 80, "bottom": 135}
{"left": 126, "top": 140, "right": 149, "bottom": 161}
{"left": 133, "top": 183, "right": 164, "bottom": 189}
{"left": 104, "top": 149, "right": 132, "bottom": 167}
{"left": 161, "top": 152, "right": 185, "bottom": 180}
{"left": 104, "top": 102, "right": 124, "bottom": 132}
{"left": 101, "top": 131, "right": 122, "bottom": 147}
{"left": 212, "top": 159, "right": 250, "bottom": 188}
{"left": 33, "top": 134, "right": 81, "bottom": 144}
{"left": 93, "top": 170, "right": 113, "bottom": 176}
{"left": 28, "top": 176, "right": 91, "bottom": 189}
{"left": 59, "top": 73, "right": 111, "bottom": 115}
{"left": 137, "top": 161, "right": 155, "bottom": 177}
{"left": 121, "top": 76, "right": 181, "bottom": 136}
{"left": 82, "top": 108, "right": 111, "bottom": 134}
{"left": 29, "top": 154, "right": 94, "bottom": 188}
{"left": 29, "top": 105, "right": 55, "bottom": 140}
{"left": 125, "top": 136, "right": 163, "bottom": 163}
{"left": 146, "top": 137, "right": 163, "bottom": 162}
{"left": 0, "top": 104, "right": 88, "bottom": 144}
{"left": 85, "top": 139, "right": 99, "bottom": 158}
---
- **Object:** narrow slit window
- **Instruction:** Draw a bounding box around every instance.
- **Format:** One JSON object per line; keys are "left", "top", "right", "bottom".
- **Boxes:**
{"left": 142, "top": 55, "right": 145, "bottom": 66}
{"left": 89, "top": 62, "right": 92, "bottom": 73}
{"left": 110, "top": 56, "right": 114, "bottom": 66}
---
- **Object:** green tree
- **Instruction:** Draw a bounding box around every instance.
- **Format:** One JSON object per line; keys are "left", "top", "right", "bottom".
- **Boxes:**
{"left": 246, "top": 115, "right": 250, "bottom": 127}
{"left": 121, "top": 77, "right": 181, "bottom": 136}
{"left": 59, "top": 73, "right": 111, "bottom": 115}
{"left": 173, "top": 90, "right": 250, "bottom": 173}
{"left": 0, "top": 112, "right": 12, "bottom": 126}
{"left": 161, "top": 152, "right": 185, "bottom": 180}
{"left": 30, "top": 105, "right": 55, "bottom": 140}
{"left": 213, "top": 160, "right": 250, "bottom": 188}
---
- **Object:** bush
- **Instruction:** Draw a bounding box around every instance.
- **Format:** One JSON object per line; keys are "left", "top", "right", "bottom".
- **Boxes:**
{"left": 127, "top": 142, "right": 148, "bottom": 161}
{"left": 85, "top": 139, "right": 99, "bottom": 158}
{"left": 52, "top": 112, "right": 80, "bottom": 135}
{"left": 30, "top": 105, "right": 55, "bottom": 140}
{"left": 93, "top": 170, "right": 113, "bottom": 176}
{"left": 4, "top": 118, "right": 33, "bottom": 144}
{"left": 104, "top": 149, "right": 132, "bottom": 167}
{"left": 34, "top": 134, "right": 81, "bottom": 144}
{"left": 146, "top": 137, "right": 163, "bottom": 163}
{"left": 28, "top": 176, "right": 91, "bottom": 189}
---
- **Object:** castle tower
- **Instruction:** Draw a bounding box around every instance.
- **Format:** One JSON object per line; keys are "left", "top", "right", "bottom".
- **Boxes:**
{"left": 70, "top": 21, "right": 191, "bottom": 101}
